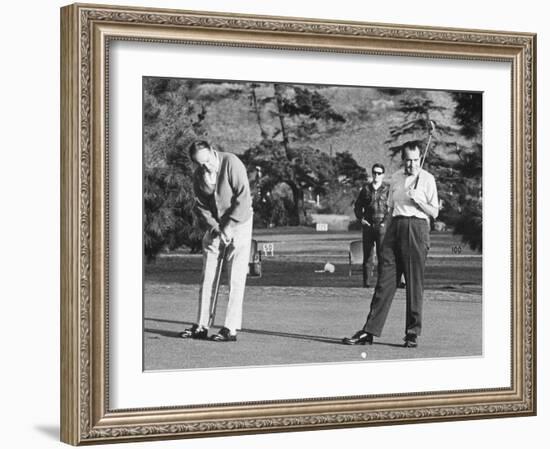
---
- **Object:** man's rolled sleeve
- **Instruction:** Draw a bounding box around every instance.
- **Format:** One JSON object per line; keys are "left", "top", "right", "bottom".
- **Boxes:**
{"left": 426, "top": 177, "right": 439, "bottom": 219}
{"left": 388, "top": 183, "right": 395, "bottom": 210}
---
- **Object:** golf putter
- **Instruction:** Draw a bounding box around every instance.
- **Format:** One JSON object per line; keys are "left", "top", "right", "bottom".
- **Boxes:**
{"left": 413, "top": 120, "right": 436, "bottom": 189}
{"left": 208, "top": 244, "right": 227, "bottom": 328}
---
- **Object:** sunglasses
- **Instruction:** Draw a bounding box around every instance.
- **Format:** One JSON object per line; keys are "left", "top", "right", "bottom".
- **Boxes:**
{"left": 372, "top": 171, "right": 384, "bottom": 176}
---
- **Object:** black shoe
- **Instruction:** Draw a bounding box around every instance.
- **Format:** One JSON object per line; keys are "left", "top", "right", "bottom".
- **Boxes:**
{"left": 342, "top": 330, "right": 374, "bottom": 345}
{"left": 211, "top": 327, "right": 237, "bottom": 342}
{"left": 179, "top": 324, "right": 208, "bottom": 340}
{"left": 403, "top": 333, "right": 418, "bottom": 348}
{"left": 363, "top": 283, "right": 372, "bottom": 288}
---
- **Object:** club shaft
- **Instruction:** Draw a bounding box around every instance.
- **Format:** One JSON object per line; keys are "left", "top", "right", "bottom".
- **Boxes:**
{"left": 414, "top": 132, "right": 433, "bottom": 189}
{"left": 208, "top": 246, "right": 226, "bottom": 327}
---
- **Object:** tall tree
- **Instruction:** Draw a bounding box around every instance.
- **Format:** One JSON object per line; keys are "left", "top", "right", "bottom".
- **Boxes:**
{"left": 249, "top": 83, "right": 268, "bottom": 140}
{"left": 452, "top": 92, "right": 482, "bottom": 140}
{"left": 143, "top": 78, "right": 207, "bottom": 261}
{"left": 446, "top": 92, "right": 483, "bottom": 251}
{"left": 243, "top": 84, "right": 346, "bottom": 224}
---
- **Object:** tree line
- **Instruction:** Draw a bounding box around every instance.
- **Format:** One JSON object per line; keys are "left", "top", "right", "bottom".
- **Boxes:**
{"left": 143, "top": 78, "right": 482, "bottom": 261}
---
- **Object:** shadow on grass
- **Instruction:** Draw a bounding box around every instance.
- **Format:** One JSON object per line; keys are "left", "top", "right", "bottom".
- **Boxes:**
{"left": 145, "top": 317, "right": 344, "bottom": 345}
{"left": 144, "top": 327, "right": 185, "bottom": 339}
{"left": 144, "top": 317, "right": 407, "bottom": 348}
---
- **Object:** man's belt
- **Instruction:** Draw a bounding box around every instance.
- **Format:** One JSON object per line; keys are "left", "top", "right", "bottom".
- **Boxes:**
{"left": 393, "top": 215, "right": 426, "bottom": 220}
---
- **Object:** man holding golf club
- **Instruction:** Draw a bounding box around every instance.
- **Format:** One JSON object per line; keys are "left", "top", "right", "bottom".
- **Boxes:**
{"left": 343, "top": 130, "right": 439, "bottom": 348}
{"left": 180, "top": 140, "right": 253, "bottom": 342}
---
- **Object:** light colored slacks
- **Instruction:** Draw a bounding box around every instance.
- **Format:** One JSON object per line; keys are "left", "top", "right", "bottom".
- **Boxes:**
{"left": 196, "top": 217, "right": 253, "bottom": 333}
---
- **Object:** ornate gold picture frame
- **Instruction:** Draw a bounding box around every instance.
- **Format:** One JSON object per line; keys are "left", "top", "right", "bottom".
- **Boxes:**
{"left": 60, "top": 3, "right": 536, "bottom": 445}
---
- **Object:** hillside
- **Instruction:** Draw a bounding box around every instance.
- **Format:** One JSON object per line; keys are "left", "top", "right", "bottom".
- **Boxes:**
{"left": 196, "top": 81, "right": 465, "bottom": 176}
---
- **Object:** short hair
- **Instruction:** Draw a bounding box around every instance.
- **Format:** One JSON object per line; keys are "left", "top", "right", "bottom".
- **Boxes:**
{"left": 400, "top": 143, "right": 421, "bottom": 160}
{"left": 371, "top": 163, "right": 385, "bottom": 174}
{"left": 188, "top": 140, "right": 212, "bottom": 160}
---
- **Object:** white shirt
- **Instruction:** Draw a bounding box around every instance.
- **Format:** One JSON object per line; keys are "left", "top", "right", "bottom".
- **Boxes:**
{"left": 389, "top": 168, "right": 439, "bottom": 222}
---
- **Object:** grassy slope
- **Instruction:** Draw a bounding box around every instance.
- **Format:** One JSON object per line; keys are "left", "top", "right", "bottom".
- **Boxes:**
{"left": 202, "top": 84, "right": 460, "bottom": 176}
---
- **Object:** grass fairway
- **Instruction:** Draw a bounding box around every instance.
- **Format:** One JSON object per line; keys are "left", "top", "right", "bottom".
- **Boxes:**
{"left": 144, "top": 229, "right": 482, "bottom": 370}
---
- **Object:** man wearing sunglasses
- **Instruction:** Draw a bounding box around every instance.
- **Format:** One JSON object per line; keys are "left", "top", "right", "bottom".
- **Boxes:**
{"left": 353, "top": 163, "right": 390, "bottom": 288}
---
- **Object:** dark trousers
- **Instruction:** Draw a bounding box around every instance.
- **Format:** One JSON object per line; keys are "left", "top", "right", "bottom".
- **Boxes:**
{"left": 362, "top": 224, "right": 385, "bottom": 286}
{"left": 363, "top": 217, "right": 430, "bottom": 337}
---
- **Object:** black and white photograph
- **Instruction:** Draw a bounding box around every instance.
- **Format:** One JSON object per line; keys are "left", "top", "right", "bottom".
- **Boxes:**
{"left": 142, "top": 77, "right": 483, "bottom": 370}
{"left": 1, "top": 0, "right": 545, "bottom": 446}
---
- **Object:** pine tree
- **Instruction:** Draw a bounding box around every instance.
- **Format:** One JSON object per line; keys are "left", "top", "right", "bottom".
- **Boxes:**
{"left": 242, "top": 84, "right": 347, "bottom": 225}
{"left": 143, "top": 78, "right": 207, "bottom": 261}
